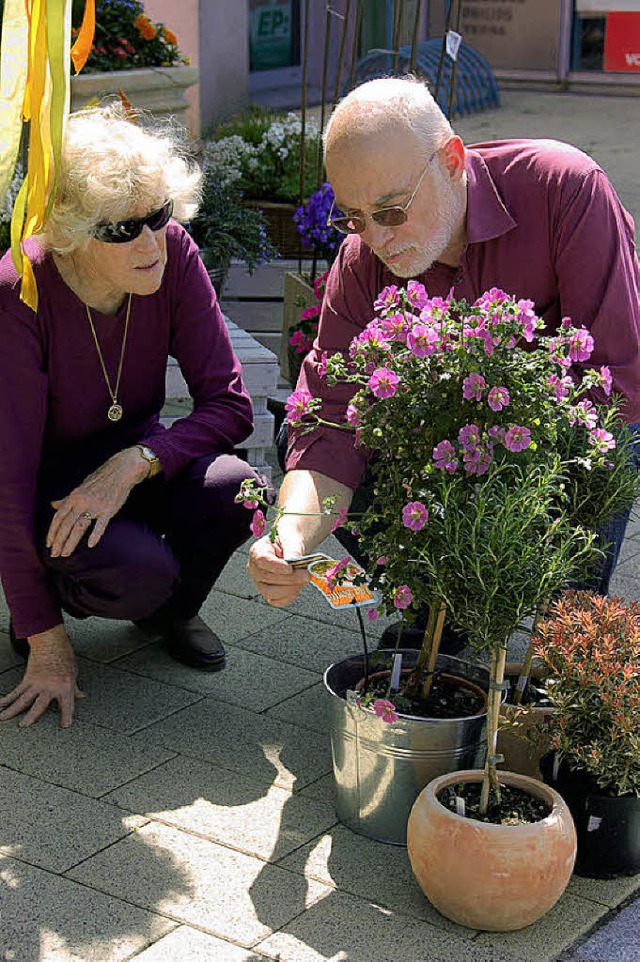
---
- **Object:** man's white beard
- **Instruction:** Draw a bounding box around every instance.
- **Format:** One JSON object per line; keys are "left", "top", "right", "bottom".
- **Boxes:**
{"left": 374, "top": 171, "right": 466, "bottom": 279}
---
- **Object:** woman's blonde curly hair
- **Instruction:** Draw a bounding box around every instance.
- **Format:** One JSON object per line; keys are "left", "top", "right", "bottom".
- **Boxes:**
{"left": 44, "top": 101, "right": 202, "bottom": 253}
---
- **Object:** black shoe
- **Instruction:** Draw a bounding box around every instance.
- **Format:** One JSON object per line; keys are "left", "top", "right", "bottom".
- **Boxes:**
{"left": 8, "top": 621, "right": 29, "bottom": 660}
{"left": 135, "top": 611, "right": 226, "bottom": 672}
{"left": 377, "top": 620, "right": 468, "bottom": 658}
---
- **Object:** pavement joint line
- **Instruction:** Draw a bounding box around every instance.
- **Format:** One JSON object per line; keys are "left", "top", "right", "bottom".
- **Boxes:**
{"left": 93, "top": 754, "right": 181, "bottom": 802}
{"left": 560, "top": 891, "right": 640, "bottom": 960}
{"left": 118, "top": 694, "right": 210, "bottom": 737}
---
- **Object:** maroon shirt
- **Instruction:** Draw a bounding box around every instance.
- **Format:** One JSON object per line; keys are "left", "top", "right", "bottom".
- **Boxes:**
{"left": 0, "top": 223, "right": 253, "bottom": 636}
{"left": 287, "top": 139, "right": 640, "bottom": 489}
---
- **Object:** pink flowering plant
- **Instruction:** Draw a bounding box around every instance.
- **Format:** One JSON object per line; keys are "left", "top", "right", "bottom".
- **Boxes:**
{"left": 284, "top": 283, "right": 639, "bottom": 813}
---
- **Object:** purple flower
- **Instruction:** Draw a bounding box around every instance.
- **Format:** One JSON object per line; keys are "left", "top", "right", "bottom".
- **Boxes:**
{"left": 367, "top": 607, "right": 381, "bottom": 622}
{"left": 331, "top": 507, "right": 348, "bottom": 532}
{"left": 393, "top": 584, "right": 413, "bottom": 610}
{"left": 402, "top": 500, "right": 429, "bottom": 531}
{"left": 433, "top": 439, "right": 457, "bottom": 473}
{"left": 589, "top": 428, "right": 616, "bottom": 453}
{"left": 600, "top": 365, "right": 613, "bottom": 396}
{"left": 569, "top": 399, "right": 598, "bottom": 430}
{"left": 345, "top": 404, "right": 360, "bottom": 427}
{"left": 487, "top": 386, "right": 510, "bottom": 411}
{"left": 548, "top": 373, "right": 573, "bottom": 402}
{"left": 458, "top": 423, "right": 481, "bottom": 450}
{"left": 568, "top": 328, "right": 595, "bottom": 363}
{"left": 517, "top": 299, "right": 538, "bottom": 342}
{"left": 285, "top": 389, "right": 314, "bottom": 422}
{"left": 504, "top": 425, "right": 532, "bottom": 452}
{"left": 465, "top": 446, "right": 492, "bottom": 476}
{"left": 374, "top": 285, "right": 400, "bottom": 313}
{"left": 380, "top": 313, "right": 409, "bottom": 341}
{"left": 407, "top": 323, "right": 440, "bottom": 358}
{"left": 373, "top": 698, "right": 399, "bottom": 723}
{"left": 250, "top": 509, "right": 266, "bottom": 538}
{"left": 406, "top": 280, "right": 429, "bottom": 309}
{"left": 294, "top": 184, "right": 342, "bottom": 262}
{"left": 368, "top": 367, "right": 399, "bottom": 399}
{"left": 463, "top": 373, "right": 486, "bottom": 402}
{"left": 242, "top": 498, "right": 259, "bottom": 510}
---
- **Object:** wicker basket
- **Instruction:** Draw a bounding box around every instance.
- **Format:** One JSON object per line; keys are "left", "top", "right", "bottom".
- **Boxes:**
{"left": 243, "top": 200, "right": 312, "bottom": 259}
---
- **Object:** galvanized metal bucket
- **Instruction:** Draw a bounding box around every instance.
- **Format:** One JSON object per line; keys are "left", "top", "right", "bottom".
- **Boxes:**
{"left": 323, "top": 649, "right": 489, "bottom": 846}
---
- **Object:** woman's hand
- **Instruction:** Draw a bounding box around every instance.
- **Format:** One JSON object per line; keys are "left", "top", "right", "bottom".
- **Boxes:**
{"left": 247, "top": 535, "right": 311, "bottom": 607}
{"left": 47, "top": 447, "right": 150, "bottom": 558}
{"left": 0, "top": 624, "right": 85, "bottom": 728}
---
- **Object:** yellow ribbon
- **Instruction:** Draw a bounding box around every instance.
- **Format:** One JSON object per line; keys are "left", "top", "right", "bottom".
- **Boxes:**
{"left": 0, "top": 1, "right": 95, "bottom": 311}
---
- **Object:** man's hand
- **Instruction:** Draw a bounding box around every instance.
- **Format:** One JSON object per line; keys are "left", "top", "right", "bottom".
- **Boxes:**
{"left": 0, "top": 624, "right": 85, "bottom": 728}
{"left": 47, "top": 447, "right": 150, "bottom": 558}
{"left": 248, "top": 535, "right": 311, "bottom": 607}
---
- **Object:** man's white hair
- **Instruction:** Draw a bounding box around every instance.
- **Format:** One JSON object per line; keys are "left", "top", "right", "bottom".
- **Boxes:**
{"left": 324, "top": 76, "right": 454, "bottom": 155}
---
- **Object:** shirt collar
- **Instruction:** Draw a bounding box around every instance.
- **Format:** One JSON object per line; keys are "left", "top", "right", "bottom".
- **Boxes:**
{"left": 464, "top": 147, "right": 517, "bottom": 244}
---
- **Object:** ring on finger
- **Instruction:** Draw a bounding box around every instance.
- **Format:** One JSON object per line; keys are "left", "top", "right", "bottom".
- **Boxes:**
{"left": 79, "top": 512, "right": 94, "bottom": 525}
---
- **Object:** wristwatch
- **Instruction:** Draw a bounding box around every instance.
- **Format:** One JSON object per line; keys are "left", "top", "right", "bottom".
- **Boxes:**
{"left": 137, "top": 444, "right": 162, "bottom": 478}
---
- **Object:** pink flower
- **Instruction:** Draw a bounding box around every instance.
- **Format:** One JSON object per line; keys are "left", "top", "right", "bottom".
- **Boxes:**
{"left": 242, "top": 498, "right": 259, "bottom": 510}
{"left": 376, "top": 556, "right": 387, "bottom": 566}
{"left": 548, "top": 373, "right": 573, "bottom": 402}
{"left": 393, "top": 584, "right": 413, "bottom": 610}
{"left": 458, "top": 423, "right": 481, "bottom": 451}
{"left": 317, "top": 351, "right": 329, "bottom": 379}
{"left": 569, "top": 399, "right": 598, "bottom": 430}
{"left": 504, "top": 425, "right": 532, "bottom": 452}
{"left": 289, "top": 330, "right": 305, "bottom": 347}
{"left": 517, "top": 299, "right": 538, "bottom": 342}
{"left": 568, "top": 328, "right": 594, "bottom": 363}
{"left": 465, "top": 446, "right": 492, "bottom": 476}
{"left": 331, "top": 507, "right": 348, "bottom": 532}
{"left": 346, "top": 403, "right": 360, "bottom": 426}
{"left": 367, "top": 607, "right": 380, "bottom": 622}
{"left": 368, "top": 367, "right": 399, "bottom": 399}
{"left": 406, "top": 280, "right": 429, "bottom": 309}
{"left": 590, "top": 428, "right": 616, "bottom": 453}
{"left": 402, "top": 500, "right": 429, "bottom": 531}
{"left": 407, "top": 323, "right": 440, "bottom": 358}
{"left": 463, "top": 373, "right": 486, "bottom": 401}
{"left": 285, "top": 389, "right": 314, "bottom": 422}
{"left": 380, "top": 313, "right": 409, "bottom": 341}
{"left": 600, "top": 365, "right": 613, "bottom": 396}
{"left": 250, "top": 509, "right": 266, "bottom": 538}
{"left": 433, "top": 439, "right": 457, "bottom": 473}
{"left": 325, "top": 555, "right": 351, "bottom": 591}
{"left": 487, "top": 386, "right": 510, "bottom": 411}
{"left": 300, "top": 304, "right": 321, "bottom": 321}
{"left": 374, "top": 285, "right": 400, "bottom": 312}
{"left": 373, "top": 698, "right": 399, "bottom": 723}
{"left": 313, "top": 270, "right": 329, "bottom": 300}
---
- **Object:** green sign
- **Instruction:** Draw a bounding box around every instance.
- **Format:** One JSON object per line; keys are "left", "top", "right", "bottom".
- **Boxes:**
{"left": 250, "top": 0, "right": 295, "bottom": 71}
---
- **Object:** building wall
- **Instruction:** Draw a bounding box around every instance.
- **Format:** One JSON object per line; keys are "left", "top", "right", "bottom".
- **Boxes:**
{"left": 145, "top": 0, "right": 201, "bottom": 135}
{"left": 199, "top": 2, "right": 250, "bottom": 133}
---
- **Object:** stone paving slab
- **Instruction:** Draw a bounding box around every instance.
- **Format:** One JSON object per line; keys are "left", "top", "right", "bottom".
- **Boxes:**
{"left": 198, "top": 590, "right": 291, "bottom": 644}
{"left": 560, "top": 896, "right": 640, "bottom": 961}
{"left": 103, "top": 753, "right": 338, "bottom": 861}
{"left": 0, "top": 661, "right": 204, "bottom": 737}
{"left": 568, "top": 874, "right": 640, "bottom": 909}
{"left": 0, "top": 854, "right": 177, "bottom": 962}
{"left": 473, "top": 893, "right": 609, "bottom": 962}
{"left": 133, "top": 697, "right": 332, "bottom": 791}
{"left": 0, "top": 767, "right": 145, "bottom": 874}
{"left": 256, "top": 888, "right": 519, "bottom": 962}
{"left": 130, "top": 926, "right": 270, "bottom": 961}
{"left": 265, "top": 679, "right": 329, "bottom": 733}
{"left": 275, "top": 824, "right": 473, "bottom": 936}
{"left": 115, "top": 641, "right": 321, "bottom": 711}
{"left": 0, "top": 714, "right": 176, "bottom": 798}
{"left": 64, "top": 615, "right": 158, "bottom": 664}
{"left": 0, "top": 629, "right": 21, "bottom": 671}
{"left": 234, "top": 612, "right": 367, "bottom": 673}
{"left": 66, "top": 820, "right": 333, "bottom": 948}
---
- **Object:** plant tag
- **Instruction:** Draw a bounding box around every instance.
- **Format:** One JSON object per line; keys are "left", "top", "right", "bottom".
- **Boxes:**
{"left": 552, "top": 753, "right": 561, "bottom": 781}
{"left": 515, "top": 674, "right": 528, "bottom": 694}
{"left": 390, "top": 653, "right": 403, "bottom": 690}
{"left": 346, "top": 688, "right": 360, "bottom": 706}
{"left": 446, "top": 30, "right": 462, "bottom": 61}
{"left": 455, "top": 795, "right": 466, "bottom": 817}
{"left": 587, "top": 815, "right": 603, "bottom": 833}
{"left": 288, "top": 553, "right": 379, "bottom": 609}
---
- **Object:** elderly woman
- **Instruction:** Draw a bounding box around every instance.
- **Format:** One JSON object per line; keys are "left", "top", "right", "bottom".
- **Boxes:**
{"left": 0, "top": 103, "right": 260, "bottom": 729}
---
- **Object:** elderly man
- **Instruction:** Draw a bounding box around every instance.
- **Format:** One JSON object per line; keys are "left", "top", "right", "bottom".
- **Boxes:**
{"left": 248, "top": 76, "right": 640, "bottom": 623}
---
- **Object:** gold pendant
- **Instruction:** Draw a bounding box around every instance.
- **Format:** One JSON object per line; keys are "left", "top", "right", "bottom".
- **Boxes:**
{"left": 108, "top": 403, "right": 123, "bottom": 422}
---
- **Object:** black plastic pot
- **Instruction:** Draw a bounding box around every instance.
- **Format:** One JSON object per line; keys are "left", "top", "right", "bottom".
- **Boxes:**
{"left": 540, "top": 752, "right": 640, "bottom": 878}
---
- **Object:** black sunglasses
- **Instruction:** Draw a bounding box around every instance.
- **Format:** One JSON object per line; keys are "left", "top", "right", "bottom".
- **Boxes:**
{"left": 93, "top": 199, "right": 174, "bottom": 244}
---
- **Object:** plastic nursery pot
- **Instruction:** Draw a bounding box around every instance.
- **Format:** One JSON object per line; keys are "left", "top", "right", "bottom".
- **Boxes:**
{"left": 407, "top": 769, "right": 577, "bottom": 931}
{"left": 498, "top": 661, "right": 555, "bottom": 781}
{"left": 540, "top": 752, "right": 640, "bottom": 878}
{"left": 323, "top": 650, "right": 490, "bottom": 846}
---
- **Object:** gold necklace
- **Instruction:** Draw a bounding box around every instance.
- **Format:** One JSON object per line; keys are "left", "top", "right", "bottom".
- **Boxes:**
{"left": 85, "top": 293, "right": 132, "bottom": 422}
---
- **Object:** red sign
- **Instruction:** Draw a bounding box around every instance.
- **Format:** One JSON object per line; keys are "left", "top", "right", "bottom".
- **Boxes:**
{"left": 604, "top": 12, "right": 640, "bottom": 72}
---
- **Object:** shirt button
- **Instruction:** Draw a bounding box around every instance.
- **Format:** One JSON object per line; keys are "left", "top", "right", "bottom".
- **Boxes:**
{"left": 455, "top": 271, "right": 464, "bottom": 284}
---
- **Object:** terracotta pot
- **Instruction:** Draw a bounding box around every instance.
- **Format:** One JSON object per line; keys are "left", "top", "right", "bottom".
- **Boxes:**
{"left": 498, "top": 661, "right": 555, "bottom": 781}
{"left": 407, "top": 769, "right": 577, "bottom": 931}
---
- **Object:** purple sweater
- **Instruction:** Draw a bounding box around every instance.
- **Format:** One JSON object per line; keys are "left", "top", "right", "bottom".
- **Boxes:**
{"left": 0, "top": 223, "right": 253, "bottom": 636}
{"left": 288, "top": 139, "right": 640, "bottom": 489}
